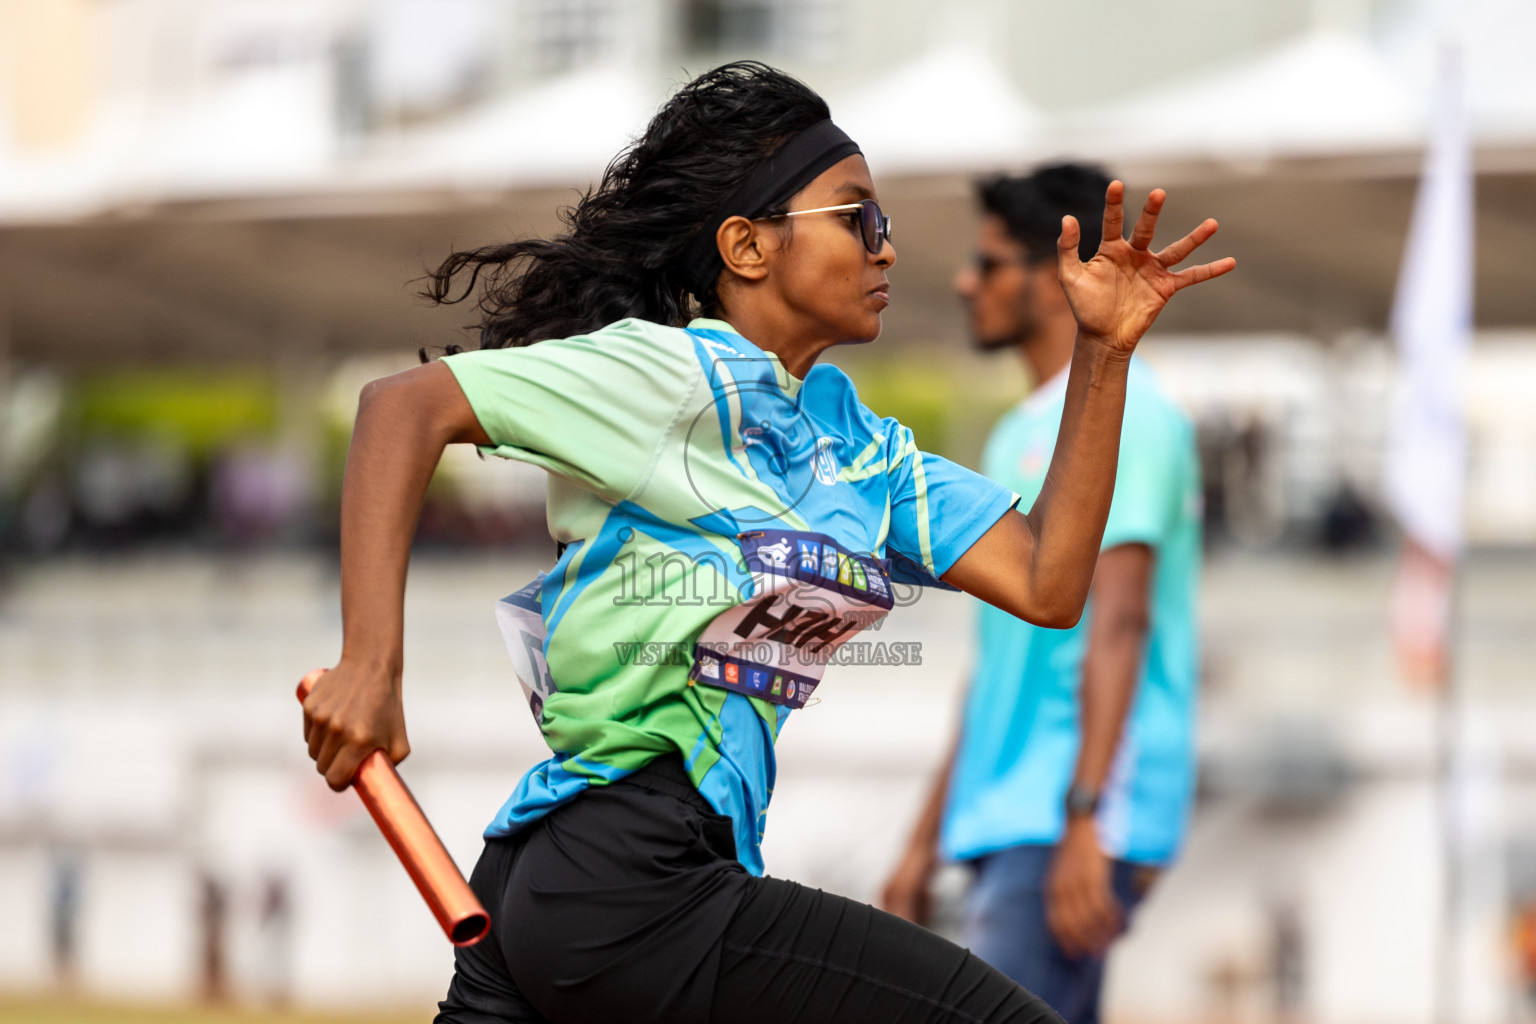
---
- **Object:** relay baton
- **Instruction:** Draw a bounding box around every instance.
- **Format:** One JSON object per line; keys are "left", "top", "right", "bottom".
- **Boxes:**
{"left": 297, "top": 669, "right": 490, "bottom": 947}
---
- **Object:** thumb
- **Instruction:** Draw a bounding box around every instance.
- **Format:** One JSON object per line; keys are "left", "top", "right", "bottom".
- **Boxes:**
{"left": 1057, "top": 215, "right": 1083, "bottom": 280}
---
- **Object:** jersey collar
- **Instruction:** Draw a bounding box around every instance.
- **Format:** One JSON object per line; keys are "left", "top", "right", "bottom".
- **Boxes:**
{"left": 686, "top": 317, "right": 805, "bottom": 399}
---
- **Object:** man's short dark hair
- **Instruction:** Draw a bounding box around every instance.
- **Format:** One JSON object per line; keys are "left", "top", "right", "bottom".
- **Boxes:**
{"left": 977, "top": 162, "right": 1113, "bottom": 265}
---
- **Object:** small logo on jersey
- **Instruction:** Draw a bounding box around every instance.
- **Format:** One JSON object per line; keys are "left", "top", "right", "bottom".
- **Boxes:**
{"left": 785, "top": 679, "right": 797, "bottom": 700}
{"left": 813, "top": 436, "right": 839, "bottom": 485}
{"left": 771, "top": 674, "right": 784, "bottom": 696}
{"left": 1019, "top": 440, "right": 1049, "bottom": 479}
{"left": 724, "top": 662, "right": 739, "bottom": 684}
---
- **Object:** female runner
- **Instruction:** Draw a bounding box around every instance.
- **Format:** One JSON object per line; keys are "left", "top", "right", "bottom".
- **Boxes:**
{"left": 301, "top": 62, "right": 1233, "bottom": 1024}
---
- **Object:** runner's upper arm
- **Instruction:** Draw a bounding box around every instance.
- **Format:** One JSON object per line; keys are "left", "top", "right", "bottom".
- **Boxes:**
{"left": 357, "top": 360, "right": 492, "bottom": 447}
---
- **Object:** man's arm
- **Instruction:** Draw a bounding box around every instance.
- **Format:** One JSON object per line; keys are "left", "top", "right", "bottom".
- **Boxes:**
{"left": 1045, "top": 542, "right": 1154, "bottom": 957}
{"left": 881, "top": 721, "right": 962, "bottom": 924}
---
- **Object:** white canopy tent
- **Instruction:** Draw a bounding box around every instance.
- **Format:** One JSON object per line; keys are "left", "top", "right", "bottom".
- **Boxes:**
{"left": 1049, "top": 32, "right": 1426, "bottom": 165}
{"left": 832, "top": 45, "right": 1042, "bottom": 176}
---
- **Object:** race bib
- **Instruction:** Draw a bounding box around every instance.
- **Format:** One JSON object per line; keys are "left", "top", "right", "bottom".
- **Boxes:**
{"left": 494, "top": 532, "right": 893, "bottom": 723}
{"left": 687, "top": 530, "right": 894, "bottom": 710}
{"left": 494, "top": 573, "right": 555, "bottom": 721}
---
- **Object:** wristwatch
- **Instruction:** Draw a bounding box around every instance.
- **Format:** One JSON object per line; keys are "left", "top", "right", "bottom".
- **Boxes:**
{"left": 1064, "top": 785, "right": 1100, "bottom": 820}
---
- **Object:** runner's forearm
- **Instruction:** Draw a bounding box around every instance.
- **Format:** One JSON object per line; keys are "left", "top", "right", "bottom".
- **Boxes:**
{"left": 1022, "top": 335, "right": 1131, "bottom": 623}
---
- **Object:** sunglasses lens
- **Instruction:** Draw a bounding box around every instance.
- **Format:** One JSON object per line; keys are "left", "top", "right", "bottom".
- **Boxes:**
{"left": 860, "top": 200, "right": 889, "bottom": 253}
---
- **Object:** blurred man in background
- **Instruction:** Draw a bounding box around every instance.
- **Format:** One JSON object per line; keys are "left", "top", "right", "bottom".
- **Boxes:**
{"left": 882, "top": 163, "right": 1204, "bottom": 1024}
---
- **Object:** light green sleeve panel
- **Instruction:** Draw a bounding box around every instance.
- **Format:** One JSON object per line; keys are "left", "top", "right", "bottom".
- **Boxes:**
{"left": 443, "top": 319, "right": 701, "bottom": 504}
{"left": 1101, "top": 385, "right": 1196, "bottom": 552}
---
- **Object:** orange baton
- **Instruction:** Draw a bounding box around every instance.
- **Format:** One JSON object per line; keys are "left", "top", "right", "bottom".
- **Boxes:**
{"left": 297, "top": 669, "right": 490, "bottom": 947}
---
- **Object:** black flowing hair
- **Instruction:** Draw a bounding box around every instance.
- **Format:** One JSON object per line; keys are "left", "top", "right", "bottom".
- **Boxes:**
{"left": 420, "top": 62, "right": 831, "bottom": 351}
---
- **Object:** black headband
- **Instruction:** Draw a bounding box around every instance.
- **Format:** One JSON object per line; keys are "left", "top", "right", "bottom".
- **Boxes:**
{"left": 678, "top": 119, "right": 862, "bottom": 297}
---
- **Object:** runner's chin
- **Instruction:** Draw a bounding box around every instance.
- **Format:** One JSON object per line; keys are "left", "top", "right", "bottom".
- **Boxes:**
{"left": 846, "top": 292, "right": 887, "bottom": 343}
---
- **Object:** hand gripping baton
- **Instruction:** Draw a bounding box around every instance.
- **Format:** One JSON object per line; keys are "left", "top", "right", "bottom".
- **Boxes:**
{"left": 297, "top": 669, "right": 490, "bottom": 946}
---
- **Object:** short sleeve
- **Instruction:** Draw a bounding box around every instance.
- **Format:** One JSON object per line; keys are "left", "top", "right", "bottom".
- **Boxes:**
{"left": 1100, "top": 395, "right": 1192, "bottom": 551}
{"left": 884, "top": 423, "right": 1020, "bottom": 582}
{"left": 443, "top": 319, "right": 699, "bottom": 503}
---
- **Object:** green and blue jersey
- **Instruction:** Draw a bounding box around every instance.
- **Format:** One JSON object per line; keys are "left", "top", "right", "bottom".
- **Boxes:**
{"left": 445, "top": 318, "right": 1017, "bottom": 874}
{"left": 940, "top": 359, "right": 1203, "bottom": 867}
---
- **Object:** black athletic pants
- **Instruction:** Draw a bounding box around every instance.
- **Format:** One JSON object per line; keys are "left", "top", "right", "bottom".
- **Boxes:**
{"left": 435, "top": 755, "right": 1062, "bottom": 1024}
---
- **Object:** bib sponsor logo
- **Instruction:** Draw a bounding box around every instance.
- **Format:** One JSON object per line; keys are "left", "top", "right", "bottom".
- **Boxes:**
{"left": 755, "top": 537, "right": 794, "bottom": 568}
{"left": 740, "top": 529, "right": 894, "bottom": 612}
{"left": 687, "top": 530, "right": 893, "bottom": 709}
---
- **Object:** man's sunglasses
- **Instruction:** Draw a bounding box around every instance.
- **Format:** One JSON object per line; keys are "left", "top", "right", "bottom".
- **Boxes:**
{"left": 972, "top": 252, "right": 1048, "bottom": 276}
{"left": 759, "top": 199, "right": 892, "bottom": 255}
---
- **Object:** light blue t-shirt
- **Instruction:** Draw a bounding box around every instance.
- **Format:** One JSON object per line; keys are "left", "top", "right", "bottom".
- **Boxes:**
{"left": 940, "top": 358, "right": 1202, "bottom": 867}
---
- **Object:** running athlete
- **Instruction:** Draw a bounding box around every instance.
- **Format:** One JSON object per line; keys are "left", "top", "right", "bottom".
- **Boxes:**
{"left": 300, "top": 63, "right": 1234, "bottom": 1024}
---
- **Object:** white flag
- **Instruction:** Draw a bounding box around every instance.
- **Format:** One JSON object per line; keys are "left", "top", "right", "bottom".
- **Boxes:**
{"left": 1384, "top": 50, "right": 1471, "bottom": 686}
{"left": 1383, "top": 49, "right": 1472, "bottom": 561}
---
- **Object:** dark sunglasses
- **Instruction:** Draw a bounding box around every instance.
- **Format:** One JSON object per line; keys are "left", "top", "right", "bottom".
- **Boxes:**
{"left": 761, "top": 199, "right": 892, "bottom": 254}
{"left": 972, "top": 252, "right": 1045, "bottom": 277}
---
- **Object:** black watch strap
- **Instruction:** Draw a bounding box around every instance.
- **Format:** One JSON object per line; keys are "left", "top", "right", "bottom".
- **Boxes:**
{"left": 1064, "top": 784, "right": 1100, "bottom": 819}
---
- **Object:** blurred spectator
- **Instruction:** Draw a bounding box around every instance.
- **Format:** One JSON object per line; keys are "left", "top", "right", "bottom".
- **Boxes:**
{"left": 50, "top": 851, "right": 81, "bottom": 989}
{"left": 210, "top": 444, "right": 313, "bottom": 545}
{"left": 257, "top": 872, "right": 294, "bottom": 1007}
{"left": 199, "top": 873, "right": 229, "bottom": 1004}
{"left": 1317, "top": 480, "right": 1379, "bottom": 552}
{"left": 73, "top": 440, "right": 197, "bottom": 542}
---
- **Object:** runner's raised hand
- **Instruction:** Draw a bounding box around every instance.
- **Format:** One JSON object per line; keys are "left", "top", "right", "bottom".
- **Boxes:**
{"left": 1057, "top": 180, "right": 1235, "bottom": 353}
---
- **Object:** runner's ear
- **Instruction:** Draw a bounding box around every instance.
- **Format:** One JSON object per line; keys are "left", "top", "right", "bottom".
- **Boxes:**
{"left": 716, "top": 215, "right": 772, "bottom": 284}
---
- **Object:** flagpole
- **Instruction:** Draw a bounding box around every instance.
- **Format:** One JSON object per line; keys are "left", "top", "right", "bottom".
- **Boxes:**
{"left": 1436, "top": 557, "right": 1464, "bottom": 1024}
{"left": 1378, "top": 39, "right": 1473, "bottom": 1024}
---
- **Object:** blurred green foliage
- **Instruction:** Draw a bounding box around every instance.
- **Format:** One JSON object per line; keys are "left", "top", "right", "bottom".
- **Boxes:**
{"left": 843, "top": 357, "right": 1018, "bottom": 467}
{"left": 73, "top": 371, "right": 278, "bottom": 456}
{"left": 850, "top": 362, "right": 955, "bottom": 452}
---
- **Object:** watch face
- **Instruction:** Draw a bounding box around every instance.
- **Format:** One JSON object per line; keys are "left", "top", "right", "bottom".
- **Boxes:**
{"left": 1065, "top": 786, "right": 1100, "bottom": 817}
